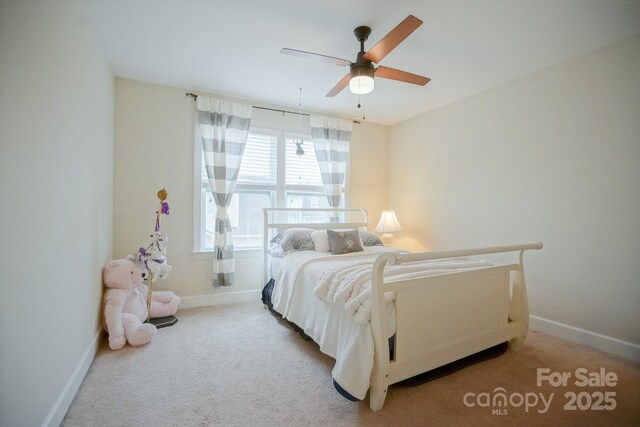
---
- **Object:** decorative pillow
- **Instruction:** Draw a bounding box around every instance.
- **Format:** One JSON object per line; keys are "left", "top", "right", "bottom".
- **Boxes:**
{"left": 327, "top": 229, "right": 364, "bottom": 255}
{"left": 311, "top": 230, "right": 330, "bottom": 252}
{"left": 270, "top": 228, "right": 314, "bottom": 254}
{"left": 359, "top": 230, "right": 384, "bottom": 247}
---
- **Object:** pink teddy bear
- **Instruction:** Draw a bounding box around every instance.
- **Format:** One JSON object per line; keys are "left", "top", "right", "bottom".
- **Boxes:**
{"left": 102, "top": 259, "right": 180, "bottom": 350}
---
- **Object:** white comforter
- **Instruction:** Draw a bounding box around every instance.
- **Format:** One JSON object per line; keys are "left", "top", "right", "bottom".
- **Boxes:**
{"left": 270, "top": 247, "right": 493, "bottom": 400}
{"left": 314, "top": 258, "right": 494, "bottom": 325}
{"left": 271, "top": 247, "right": 399, "bottom": 400}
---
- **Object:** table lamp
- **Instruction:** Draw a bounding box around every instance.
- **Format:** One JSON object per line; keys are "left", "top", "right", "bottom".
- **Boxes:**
{"left": 375, "top": 210, "right": 403, "bottom": 246}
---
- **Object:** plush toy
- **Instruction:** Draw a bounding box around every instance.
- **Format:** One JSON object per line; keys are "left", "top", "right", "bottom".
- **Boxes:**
{"left": 144, "top": 232, "right": 172, "bottom": 281}
{"left": 102, "top": 259, "right": 180, "bottom": 350}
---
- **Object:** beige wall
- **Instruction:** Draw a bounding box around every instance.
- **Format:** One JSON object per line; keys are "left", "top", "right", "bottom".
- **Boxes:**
{"left": 389, "top": 34, "right": 640, "bottom": 344}
{"left": 0, "top": 1, "right": 114, "bottom": 425}
{"left": 114, "top": 78, "right": 389, "bottom": 300}
{"left": 350, "top": 121, "right": 390, "bottom": 230}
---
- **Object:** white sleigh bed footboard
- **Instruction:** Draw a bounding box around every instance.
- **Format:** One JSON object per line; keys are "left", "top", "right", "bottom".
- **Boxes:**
{"left": 368, "top": 242, "right": 543, "bottom": 411}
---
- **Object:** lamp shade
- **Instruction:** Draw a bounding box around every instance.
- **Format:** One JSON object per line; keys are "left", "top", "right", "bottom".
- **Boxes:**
{"left": 375, "top": 210, "right": 403, "bottom": 234}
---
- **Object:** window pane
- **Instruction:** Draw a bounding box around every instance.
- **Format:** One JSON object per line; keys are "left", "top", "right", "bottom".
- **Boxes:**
{"left": 233, "top": 191, "right": 271, "bottom": 248}
{"left": 285, "top": 135, "right": 323, "bottom": 186}
{"left": 285, "top": 191, "right": 331, "bottom": 223}
{"left": 239, "top": 133, "right": 277, "bottom": 185}
{"left": 286, "top": 191, "right": 328, "bottom": 209}
{"left": 204, "top": 190, "right": 271, "bottom": 249}
{"left": 204, "top": 187, "right": 217, "bottom": 250}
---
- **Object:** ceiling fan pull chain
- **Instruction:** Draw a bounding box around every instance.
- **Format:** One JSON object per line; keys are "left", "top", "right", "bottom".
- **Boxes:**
{"left": 356, "top": 94, "right": 365, "bottom": 120}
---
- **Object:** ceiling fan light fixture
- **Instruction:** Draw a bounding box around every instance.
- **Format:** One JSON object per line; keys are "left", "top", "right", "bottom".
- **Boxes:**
{"left": 349, "top": 75, "right": 374, "bottom": 94}
{"left": 349, "top": 66, "right": 375, "bottom": 95}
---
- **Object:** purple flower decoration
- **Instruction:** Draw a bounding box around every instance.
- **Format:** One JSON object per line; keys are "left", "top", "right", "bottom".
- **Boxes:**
{"left": 161, "top": 202, "right": 170, "bottom": 215}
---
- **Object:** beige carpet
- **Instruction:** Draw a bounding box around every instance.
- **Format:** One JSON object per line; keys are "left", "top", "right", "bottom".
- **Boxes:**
{"left": 63, "top": 302, "right": 639, "bottom": 426}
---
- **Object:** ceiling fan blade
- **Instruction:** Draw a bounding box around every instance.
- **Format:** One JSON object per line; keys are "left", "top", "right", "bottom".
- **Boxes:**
{"left": 363, "top": 15, "right": 423, "bottom": 64}
{"left": 326, "top": 74, "right": 351, "bottom": 97}
{"left": 281, "top": 48, "right": 351, "bottom": 67}
{"left": 375, "top": 66, "right": 431, "bottom": 86}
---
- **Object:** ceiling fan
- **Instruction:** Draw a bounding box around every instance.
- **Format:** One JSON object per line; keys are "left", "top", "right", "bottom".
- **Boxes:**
{"left": 281, "top": 15, "right": 430, "bottom": 97}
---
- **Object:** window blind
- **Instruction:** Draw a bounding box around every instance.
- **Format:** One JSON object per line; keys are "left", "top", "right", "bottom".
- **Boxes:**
{"left": 238, "top": 132, "right": 277, "bottom": 184}
{"left": 285, "top": 136, "right": 322, "bottom": 186}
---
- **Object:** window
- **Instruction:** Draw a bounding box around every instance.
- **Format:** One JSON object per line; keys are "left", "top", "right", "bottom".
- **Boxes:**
{"left": 195, "top": 119, "right": 346, "bottom": 251}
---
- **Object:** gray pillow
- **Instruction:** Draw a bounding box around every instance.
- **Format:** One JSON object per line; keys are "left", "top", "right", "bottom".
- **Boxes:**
{"left": 327, "top": 229, "right": 364, "bottom": 255}
{"left": 270, "top": 228, "right": 314, "bottom": 254}
{"left": 359, "top": 230, "right": 384, "bottom": 247}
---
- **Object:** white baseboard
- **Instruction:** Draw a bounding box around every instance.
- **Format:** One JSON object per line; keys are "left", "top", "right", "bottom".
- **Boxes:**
{"left": 42, "top": 330, "right": 102, "bottom": 427}
{"left": 179, "top": 289, "right": 262, "bottom": 309}
{"left": 529, "top": 315, "right": 640, "bottom": 362}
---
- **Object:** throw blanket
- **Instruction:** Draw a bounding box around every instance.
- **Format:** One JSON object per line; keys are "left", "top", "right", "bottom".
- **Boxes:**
{"left": 314, "top": 258, "right": 494, "bottom": 325}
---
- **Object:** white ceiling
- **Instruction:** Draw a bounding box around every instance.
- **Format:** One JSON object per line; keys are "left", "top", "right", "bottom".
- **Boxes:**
{"left": 88, "top": 0, "right": 640, "bottom": 125}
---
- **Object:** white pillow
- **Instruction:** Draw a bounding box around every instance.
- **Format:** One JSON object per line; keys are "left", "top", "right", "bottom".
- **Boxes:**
{"left": 311, "top": 230, "right": 330, "bottom": 252}
{"left": 267, "top": 246, "right": 286, "bottom": 258}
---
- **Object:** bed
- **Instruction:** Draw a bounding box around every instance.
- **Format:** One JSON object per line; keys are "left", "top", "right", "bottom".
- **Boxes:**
{"left": 262, "top": 207, "right": 542, "bottom": 411}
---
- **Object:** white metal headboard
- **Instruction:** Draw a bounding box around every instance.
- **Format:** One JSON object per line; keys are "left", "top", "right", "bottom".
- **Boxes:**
{"left": 262, "top": 208, "right": 368, "bottom": 283}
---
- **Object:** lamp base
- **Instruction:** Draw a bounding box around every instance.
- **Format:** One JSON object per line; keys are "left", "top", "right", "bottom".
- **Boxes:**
{"left": 148, "top": 315, "right": 178, "bottom": 329}
{"left": 381, "top": 233, "right": 395, "bottom": 247}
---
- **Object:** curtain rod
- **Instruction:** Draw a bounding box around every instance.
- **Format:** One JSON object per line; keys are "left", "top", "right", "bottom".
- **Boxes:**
{"left": 186, "top": 92, "right": 360, "bottom": 124}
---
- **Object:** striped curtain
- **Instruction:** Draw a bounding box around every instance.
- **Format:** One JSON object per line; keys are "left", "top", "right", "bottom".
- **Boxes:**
{"left": 197, "top": 97, "right": 251, "bottom": 287}
{"left": 310, "top": 115, "right": 352, "bottom": 215}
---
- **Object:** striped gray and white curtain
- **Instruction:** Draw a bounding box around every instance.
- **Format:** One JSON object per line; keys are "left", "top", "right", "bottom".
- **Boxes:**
{"left": 197, "top": 97, "right": 251, "bottom": 287}
{"left": 310, "top": 115, "right": 352, "bottom": 214}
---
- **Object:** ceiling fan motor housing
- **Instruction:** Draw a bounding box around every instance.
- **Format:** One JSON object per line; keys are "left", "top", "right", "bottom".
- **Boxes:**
{"left": 350, "top": 51, "right": 375, "bottom": 79}
{"left": 350, "top": 61, "right": 374, "bottom": 80}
